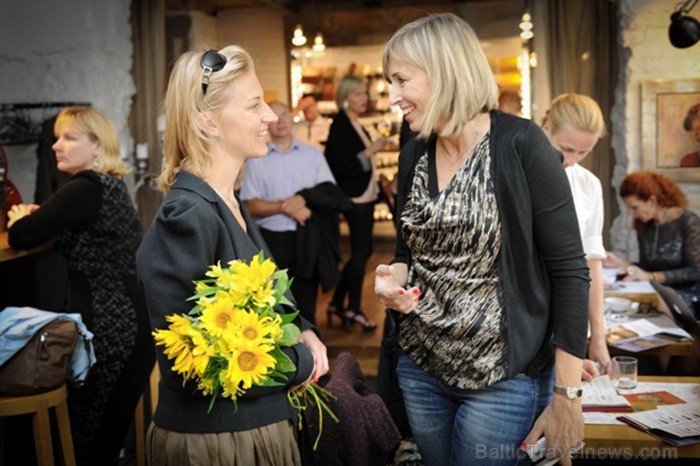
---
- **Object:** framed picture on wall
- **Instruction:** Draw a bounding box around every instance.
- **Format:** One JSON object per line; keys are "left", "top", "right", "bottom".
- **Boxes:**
{"left": 641, "top": 79, "right": 700, "bottom": 182}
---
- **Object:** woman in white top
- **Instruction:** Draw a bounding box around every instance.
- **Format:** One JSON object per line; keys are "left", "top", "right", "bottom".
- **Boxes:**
{"left": 542, "top": 93, "right": 612, "bottom": 375}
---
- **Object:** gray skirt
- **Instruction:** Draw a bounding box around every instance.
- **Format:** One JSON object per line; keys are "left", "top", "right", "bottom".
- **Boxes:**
{"left": 146, "top": 420, "right": 301, "bottom": 466}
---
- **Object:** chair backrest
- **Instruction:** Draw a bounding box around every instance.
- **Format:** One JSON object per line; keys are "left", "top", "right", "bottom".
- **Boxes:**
{"left": 650, "top": 281, "right": 700, "bottom": 339}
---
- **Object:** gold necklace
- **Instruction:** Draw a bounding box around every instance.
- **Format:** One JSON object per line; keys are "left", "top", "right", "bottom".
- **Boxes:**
{"left": 439, "top": 115, "right": 482, "bottom": 171}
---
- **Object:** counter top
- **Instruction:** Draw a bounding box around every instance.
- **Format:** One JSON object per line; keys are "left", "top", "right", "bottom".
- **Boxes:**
{"left": 0, "top": 231, "right": 53, "bottom": 263}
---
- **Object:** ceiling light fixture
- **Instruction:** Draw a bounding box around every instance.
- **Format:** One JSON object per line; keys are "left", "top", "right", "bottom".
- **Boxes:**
{"left": 519, "top": 12, "right": 534, "bottom": 40}
{"left": 669, "top": 0, "right": 699, "bottom": 48}
{"left": 312, "top": 32, "right": 325, "bottom": 53}
{"left": 292, "top": 24, "right": 307, "bottom": 47}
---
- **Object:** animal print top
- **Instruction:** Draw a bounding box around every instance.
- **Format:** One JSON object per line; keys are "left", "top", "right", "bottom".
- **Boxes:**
{"left": 398, "top": 134, "right": 507, "bottom": 390}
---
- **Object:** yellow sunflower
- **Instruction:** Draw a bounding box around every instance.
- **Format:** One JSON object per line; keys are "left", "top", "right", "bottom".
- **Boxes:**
{"left": 228, "top": 309, "right": 278, "bottom": 345}
{"left": 197, "top": 375, "right": 217, "bottom": 397}
{"left": 222, "top": 341, "right": 276, "bottom": 392}
{"left": 189, "top": 328, "right": 215, "bottom": 376}
{"left": 200, "top": 296, "right": 236, "bottom": 337}
{"left": 229, "top": 253, "right": 277, "bottom": 308}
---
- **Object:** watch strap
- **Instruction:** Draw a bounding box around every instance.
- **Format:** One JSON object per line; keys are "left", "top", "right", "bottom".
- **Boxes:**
{"left": 553, "top": 385, "right": 583, "bottom": 398}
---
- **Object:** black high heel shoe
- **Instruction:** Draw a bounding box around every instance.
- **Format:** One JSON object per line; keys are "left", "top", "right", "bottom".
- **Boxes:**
{"left": 345, "top": 309, "right": 378, "bottom": 332}
{"left": 327, "top": 304, "right": 351, "bottom": 332}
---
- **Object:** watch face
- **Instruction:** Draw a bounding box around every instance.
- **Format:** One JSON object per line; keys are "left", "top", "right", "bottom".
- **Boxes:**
{"left": 567, "top": 387, "right": 578, "bottom": 398}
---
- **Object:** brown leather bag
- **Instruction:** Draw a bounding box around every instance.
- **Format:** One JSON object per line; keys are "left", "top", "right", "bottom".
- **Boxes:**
{"left": 0, "top": 319, "right": 78, "bottom": 396}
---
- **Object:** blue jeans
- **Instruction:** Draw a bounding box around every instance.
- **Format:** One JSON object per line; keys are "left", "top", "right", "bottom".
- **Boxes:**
{"left": 396, "top": 353, "right": 553, "bottom": 466}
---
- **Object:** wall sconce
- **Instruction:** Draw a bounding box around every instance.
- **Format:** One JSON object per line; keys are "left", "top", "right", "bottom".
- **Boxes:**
{"left": 519, "top": 12, "right": 534, "bottom": 40}
{"left": 312, "top": 33, "right": 325, "bottom": 53}
{"left": 669, "top": 0, "right": 699, "bottom": 48}
{"left": 292, "top": 24, "right": 306, "bottom": 47}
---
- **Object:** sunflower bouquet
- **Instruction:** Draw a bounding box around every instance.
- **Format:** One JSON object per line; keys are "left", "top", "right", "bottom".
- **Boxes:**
{"left": 152, "top": 251, "right": 337, "bottom": 448}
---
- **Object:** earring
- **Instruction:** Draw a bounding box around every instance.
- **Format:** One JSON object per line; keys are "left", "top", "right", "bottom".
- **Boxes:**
{"left": 342, "top": 101, "right": 349, "bottom": 110}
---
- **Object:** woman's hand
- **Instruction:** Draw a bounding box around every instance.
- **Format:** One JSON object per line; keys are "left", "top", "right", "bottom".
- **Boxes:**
{"left": 374, "top": 263, "right": 420, "bottom": 314}
{"left": 586, "top": 337, "right": 612, "bottom": 376}
{"left": 7, "top": 203, "right": 38, "bottom": 228}
{"left": 624, "top": 265, "right": 654, "bottom": 282}
{"left": 366, "top": 138, "right": 387, "bottom": 158}
{"left": 581, "top": 359, "right": 601, "bottom": 381}
{"left": 522, "top": 397, "right": 584, "bottom": 466}
{"left": 523, "top": 349, "right": 584, "bottom": 465}
{"left": 299, "top": 329, "right": 329, "bottom": 384}
{"left": 603, "top": 251, "right": 628, "bottom": 270}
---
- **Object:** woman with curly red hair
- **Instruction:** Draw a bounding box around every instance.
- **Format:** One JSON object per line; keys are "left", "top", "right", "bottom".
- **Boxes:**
{"left": 606, "top": 171, "right": 699, "bottom": 310}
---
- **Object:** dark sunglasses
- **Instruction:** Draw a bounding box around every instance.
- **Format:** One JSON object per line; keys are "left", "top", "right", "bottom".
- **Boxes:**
{"left": 200, "top": 49, "right": 227, "bottom": 95}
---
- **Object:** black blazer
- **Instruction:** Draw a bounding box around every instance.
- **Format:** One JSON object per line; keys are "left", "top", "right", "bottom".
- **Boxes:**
{"left": 324, "top": 110, "right": 373, "bottom": 198}
{"left": 136, "top": 171, "right": 315, "bottom": 433}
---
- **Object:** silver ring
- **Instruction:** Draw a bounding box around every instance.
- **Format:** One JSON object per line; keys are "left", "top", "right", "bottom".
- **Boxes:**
{"left": 627, "top": 266, "right": 634, "bottom": 275}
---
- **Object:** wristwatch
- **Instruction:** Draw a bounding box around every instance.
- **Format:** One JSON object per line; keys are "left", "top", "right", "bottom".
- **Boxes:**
{"left": 553, "top": 385, "right": 583, "bottom": 399}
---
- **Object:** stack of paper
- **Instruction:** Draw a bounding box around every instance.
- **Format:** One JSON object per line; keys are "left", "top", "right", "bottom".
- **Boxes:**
{"left": 582, "top": 376, "right": 632, "bottom": 412}
{"left": 617, "top": 402, "right": 700, "bottom": 446}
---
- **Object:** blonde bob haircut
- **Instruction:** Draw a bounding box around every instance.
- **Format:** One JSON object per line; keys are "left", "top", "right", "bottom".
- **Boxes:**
{"left": 158, "top": 45, "right": 254, "bottom": 192}
{"left": 55, "top": 106, "right": 130, "bottom": 178}
{"left": 335, "top": 75, "right": 366, "bottom": 111}
{"left": 382, "top": 12, "right": 498, "bottom": 139}
{"left": 545, "top": 93, "right": 606, "bottom": 138}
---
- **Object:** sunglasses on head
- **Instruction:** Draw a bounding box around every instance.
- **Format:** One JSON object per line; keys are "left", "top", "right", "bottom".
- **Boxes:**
{"left": 200, "top": 49, "right": 227, "bottom": 95}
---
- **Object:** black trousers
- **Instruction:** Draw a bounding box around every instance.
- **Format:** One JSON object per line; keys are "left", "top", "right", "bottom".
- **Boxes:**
{"left": 260, "top": 228, "right": 319, "bottom": 325}
{"left": 331, "top": 201, "right": 375, "bottom": 312}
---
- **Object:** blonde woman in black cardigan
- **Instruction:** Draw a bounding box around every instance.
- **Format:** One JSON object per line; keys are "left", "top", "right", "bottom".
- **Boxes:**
{"left": 137, "top": 46, "right": 328, "bottom": 466}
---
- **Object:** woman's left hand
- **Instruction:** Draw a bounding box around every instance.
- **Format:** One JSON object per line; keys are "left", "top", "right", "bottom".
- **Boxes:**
{"left": 374, "top": 263, "right": 420, "bottom": 314}
{"left": 522, "top": 397, "right": 584, "bottom": 466}
{"left": 299, "top": 329, "right": 329, "bottom": 384}
{"left": 624, "top": 265, "right": 653, "bottom": 282}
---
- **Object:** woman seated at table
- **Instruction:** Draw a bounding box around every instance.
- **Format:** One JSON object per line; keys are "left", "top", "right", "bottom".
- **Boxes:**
{"left": 606, "top": 171, "right": 699, "bottom": 313}
{"left": 7, "top": 106, "right": 154, "bottom": 466}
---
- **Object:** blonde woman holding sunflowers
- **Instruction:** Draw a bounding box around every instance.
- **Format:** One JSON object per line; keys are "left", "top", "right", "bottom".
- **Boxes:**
{"left": 136, "top": 45, "right": 328, "bottom": 466}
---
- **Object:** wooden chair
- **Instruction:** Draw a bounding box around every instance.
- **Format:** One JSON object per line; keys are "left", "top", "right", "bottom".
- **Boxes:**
{"left": 133, "top": 363, "right": 160, "bottom": 466}
{"left": 0, "top": 384, "right": 75, "bottom": 466}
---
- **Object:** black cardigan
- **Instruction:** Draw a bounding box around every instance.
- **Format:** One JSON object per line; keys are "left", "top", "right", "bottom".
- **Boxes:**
{"left": 324, "top": 110, "right": 374, "bottom": 198}
{"left": 393, "top": 110, "right": 590, "bottom": 379}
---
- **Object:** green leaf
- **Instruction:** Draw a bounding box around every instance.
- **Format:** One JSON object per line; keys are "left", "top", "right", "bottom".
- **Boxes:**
{"left": 187, "top": 285, "right": 219, "bottom": 301}
{"left": 278, "top": 311, "right": 299, "bottom": 326}
{"left": 271, "top": 347, "right": 296, "bottom": 373}
{"left": 277, "top": 324, "right": 301, "bottom": 346}
{"left": 258, "top": 377, "right": 284, "bottom": 387}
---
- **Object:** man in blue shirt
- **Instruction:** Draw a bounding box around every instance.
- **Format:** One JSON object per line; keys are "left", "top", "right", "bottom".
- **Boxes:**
{"left": 240, "top": 101, "right": 349, "bottom": 324}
